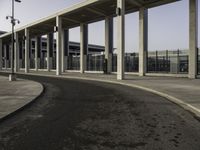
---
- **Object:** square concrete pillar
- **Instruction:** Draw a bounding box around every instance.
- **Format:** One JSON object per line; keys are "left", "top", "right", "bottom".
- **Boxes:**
{"left": 35, "top": 37, "right": 38, "bottom": 71}
{"left": 7, "top": 45, "right": 11, "bottom": 69}
{"left": 56, "top": 16, "right": 62, "bottom": 75}
{"left": 35, "top": 37, "right": 41, "bottom": 71}
{"left": 139, "top": 7, "right": 148, "bottom": 76}
{"left": 25, "top": 28, "right": 30, "bottom": 73}
{"left": 47, "top": 33, "right": 54, "bottom": 72}
{"left": 105, "top": 17, "right": 113, "bottom": 74}
{"left": 0, "top": 39, "right": 2, "bottom": 70}
{"left": 14, "top": 32, "right": 20, "bottom": 72}
{"left": 189, "top": 0, "right": 198, "bottom": 79}
{"left": 21, "top": 41, "right": 25, "bottom": 68}
{"left": 61, "top": 29, "right": 69, "bottom": 72}
{"left": 4, "top": 45, "right": 7, "bottom": 69}
{"left": 117, "top": 0, "right": 125, "bottom": 80}
{"left": 80, "top": 24, "right": 88, "bottom": 74}
{"left": 8, "top": 44, "right": 11, "bottom": 69}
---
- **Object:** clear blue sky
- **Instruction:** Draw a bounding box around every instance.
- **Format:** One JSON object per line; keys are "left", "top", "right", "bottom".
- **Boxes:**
{"left": 0, "top": 0, "right": 199, "bottom": 52}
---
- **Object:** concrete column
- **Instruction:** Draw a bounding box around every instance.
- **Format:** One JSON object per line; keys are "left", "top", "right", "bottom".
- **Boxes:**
{"left": 35, "top": 38, "right": 38, "bottom": 71}
{"left": 6, "top": 45, "right": 10, "bottom": 69}
{"left": 62, "top": 29, "right": 69, "bottom": 72}
{"left": 19, "top": 41, "right": 22, "bottom": 69}
{"left": 189, "top": 0, "right": 198, "bottom": 79}
{"left": 21, "top": 41, "right": 25, "bottom": 68}
{"left": 56, "top": 16, "right": 62, "bottom": 75}
{"left": 8, "top": 45, "right": 11, "bottom": 69}
{"left": 117, "top": 0, "right": 125, "bottom": 80}
{"left": 47, "top": 33, "right": 53, "bottom": 72}
{"left": 25, "top": 28, "right": 30, "bottom": 73}
{"left": 0, "top": 39, "right": 2, "bottom": 70}
{"left": 35, "top": 37, "right": 41, "bottom": 71}
{"left": 4, "top": 45, "right": 7, "bottom": 69}
{"left": 105, "top": 17, "right": 113, "bottom": 73}
{"left": 14, "top": 32, "right": 19, "bottom": 72}
{"left": 80, "top": 24, "right": 88, "bottom": 73}
{"left": 139, "top": 7, "right": 148, "bottom": 76}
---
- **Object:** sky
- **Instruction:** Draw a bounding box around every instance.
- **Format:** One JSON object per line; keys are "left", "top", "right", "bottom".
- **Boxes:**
{"left": 0, "top": 0, "right": 199, "bottom": 52}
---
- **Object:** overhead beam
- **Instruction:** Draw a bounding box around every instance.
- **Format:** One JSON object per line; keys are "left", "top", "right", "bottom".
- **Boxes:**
{"left": 43, "top": 23, "right": 55, "bottom": 28}
{"left": 85, "top": 7, "right": 106, "bottom": 16}
{"left": 127, "top": 0, "right": 143, "bottom": 7}
{"left": 31, "top": 28, "right": 51, "bottom": 33}
{"left": 61, "top": 17, "right": 81, "bottom": 24}
{"left": 145, "top": 0, "right": 180, "bottom": 8}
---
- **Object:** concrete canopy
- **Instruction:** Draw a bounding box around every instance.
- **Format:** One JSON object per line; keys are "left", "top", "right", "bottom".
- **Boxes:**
{"left": 0, "top": 0, "right": 179, "bottom": 43}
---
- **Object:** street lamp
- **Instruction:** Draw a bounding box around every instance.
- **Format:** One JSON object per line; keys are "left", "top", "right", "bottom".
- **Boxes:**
{"left": 6, "top": 0, "right": 21, "bottom": 81}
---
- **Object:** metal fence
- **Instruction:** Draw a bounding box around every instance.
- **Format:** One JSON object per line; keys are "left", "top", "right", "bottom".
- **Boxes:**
{"left": 30, "top": 59, "right": 35, "bottom": 69}
{"left": 68, "top": 54, "right": 80, "bottom": 70}
{"left": 52, "top": 56, "right": 56, "bottom": 70}
{"left": 147, "top": 50, "right": 189, "bottom": 74}
{"left": 4, "top": 48, "right": 198, "bottom": 75}
{"left": 112, "top": 54, "right": 117, "bottom": 72}
{"left": 2, "top": 58, "right": 11, "bottom": 68}
{"left": 87, "top": 54, "right": 104, "bottom": 71}
{"left": 125, "top": 53, "right": 139, "bottom": 72}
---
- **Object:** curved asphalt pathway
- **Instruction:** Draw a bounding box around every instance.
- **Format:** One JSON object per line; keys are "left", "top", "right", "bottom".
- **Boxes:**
{"left": 0, "top": 74, "right": 200, "bottom": 150}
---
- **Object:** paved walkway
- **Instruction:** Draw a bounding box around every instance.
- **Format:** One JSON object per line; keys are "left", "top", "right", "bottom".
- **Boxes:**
{"left": 0, "top": 75, "right": 43, "bottom": 121}
{"left": 1, "top": 69, "right": 200, "bottom": 118}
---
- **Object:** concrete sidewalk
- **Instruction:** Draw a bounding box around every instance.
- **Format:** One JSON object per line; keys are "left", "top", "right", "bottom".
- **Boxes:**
{"left": 9, "top": 70, "right": 199, "bottom": 118}
{"left": 0, "top": 75, "right": 43, "bottom": 121}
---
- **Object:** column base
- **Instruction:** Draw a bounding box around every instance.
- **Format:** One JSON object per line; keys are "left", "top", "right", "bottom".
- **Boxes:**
{"left": 139, "top": 72, "right": 146, "bottom": 77}
{"left": 80, "top": 55, "right": 87, "bottom": 74}
{"left": 9, "top": 74, "right": 17, "bottom": 81}
{"left": 117, "top": 74, "right": 124, "bottom": 80}
{"left": 188, "top": 74, "right": 197, "bottom": 79}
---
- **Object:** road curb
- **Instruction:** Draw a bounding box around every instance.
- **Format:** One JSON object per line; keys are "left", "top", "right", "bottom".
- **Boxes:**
{"left": 0, "top": 78, "right": 44, "bottom": 123}
{"left": 7, "top": 71, "right": 200, "bottom": 119}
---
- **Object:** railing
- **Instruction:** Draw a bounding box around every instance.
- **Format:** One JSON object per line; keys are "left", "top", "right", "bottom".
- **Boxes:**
{"left": 30, "top": 58, "right": 35, "bottom": 69}
{"left": 147, "top": 50, "right": 188, "bottom": 74}
{"left": 112, "top": 54, "right": 117, "bottom": 72}
{"left": 67, "top": 54, "right": 80, "bottom": 70}
{"left": 40, "top": 58, "right": 47, "bottom": 69}
{"left": 2, "top": 48, "right": 198, "bottom": 75}
{"left": 87, "top": 54, "right": 104, "bottom": 71}
{"left": 52, "top": 56, "right": 56, "bottom": 70}
{"left": 125, "top": 53, "right": 139, "bottom": 72}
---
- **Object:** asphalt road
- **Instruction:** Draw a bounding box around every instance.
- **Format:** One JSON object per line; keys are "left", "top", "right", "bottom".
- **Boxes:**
{"left": 0, "top": 74, "right": 200, "bottom": 150}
